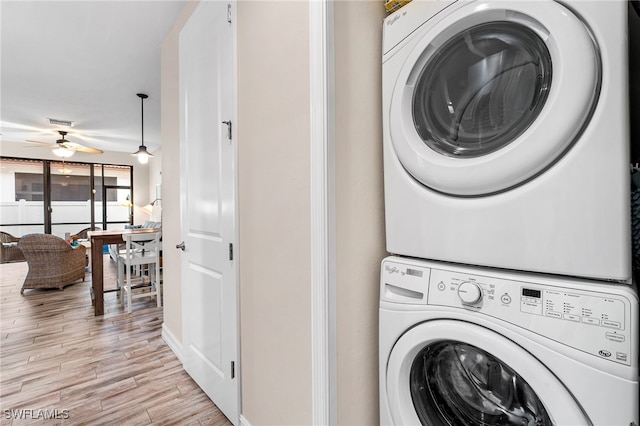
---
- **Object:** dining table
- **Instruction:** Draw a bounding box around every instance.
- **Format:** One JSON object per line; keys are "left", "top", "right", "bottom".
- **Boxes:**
{"left": 88, "top": 228, "right": 161, "bottom": 316}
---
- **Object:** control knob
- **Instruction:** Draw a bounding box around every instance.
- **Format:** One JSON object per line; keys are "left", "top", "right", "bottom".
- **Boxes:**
{"left": 458, "top": 281, "right": 483, "bottom": 305}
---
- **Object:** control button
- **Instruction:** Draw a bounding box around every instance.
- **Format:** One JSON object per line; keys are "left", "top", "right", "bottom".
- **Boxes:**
{"left": 563, "top": 313, "right": 580, "bottom": 322}
{"left": 616, "top": 352, "right": 628, "bottom": 362}
{"left": 546, "top": 311, "right": 562, "bottom": 319}
{"left": 582, "top": 317, "right": 600, "bottom": 326}
{"left": 606, "top": 332, "right": 625, "bottom": 343}
{"left": 500, "top": 293, "right": 512, "bottom": 304}
{"left": 602, "top": 320, "right": 621, "bottom": 329}
{"left": 598, "top": 349, "right": 612, "bottom": 358}
{"left": 458, "top": 282, "right": 482, "bottom": 305}
{"left": 437, "top": 281, "right": 446, "bottom": 291}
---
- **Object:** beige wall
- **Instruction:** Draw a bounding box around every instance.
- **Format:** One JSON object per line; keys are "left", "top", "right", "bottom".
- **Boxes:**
{"left": 159, "top": 1, "right": 199, "bottom": 345}
{"left": 237, "top": 1, "right": 313, "bottom": 424}
{"left": 334, "top": 3, "right": 387, "bottom": 424}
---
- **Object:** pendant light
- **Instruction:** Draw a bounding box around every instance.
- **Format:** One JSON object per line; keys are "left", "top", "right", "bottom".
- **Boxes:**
{"left": 132, "top": 93, "right": 153, "bottom": 164}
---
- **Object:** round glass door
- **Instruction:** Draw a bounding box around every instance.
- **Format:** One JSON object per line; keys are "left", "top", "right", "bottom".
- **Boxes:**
{"left": 410, "top": 341, "right": 551, "bottom": 425}
{"left": 385, "top": 320, "right": 589, "bottom": 425}
{"left": 388, "top": 1, "right": 600, "bottom": 196}
{"left": 413, "top": 21, "right": 552, "bottom": 158}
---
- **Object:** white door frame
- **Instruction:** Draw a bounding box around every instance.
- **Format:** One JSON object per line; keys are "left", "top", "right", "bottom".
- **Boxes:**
{"left": 309, "top": 1, "right": 336, "bottom": 425}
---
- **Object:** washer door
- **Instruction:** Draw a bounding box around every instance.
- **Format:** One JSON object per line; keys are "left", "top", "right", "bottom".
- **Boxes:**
{"left": 389, "top": 0, "right": 600, "bottom": 196}
{"left": 386, "top": 320, "right": 589, "bottom": 425}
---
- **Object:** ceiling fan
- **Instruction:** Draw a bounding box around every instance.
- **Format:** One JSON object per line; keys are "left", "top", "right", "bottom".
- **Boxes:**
{"left": 26, "top": 130, "right": 104, "bottom": 158}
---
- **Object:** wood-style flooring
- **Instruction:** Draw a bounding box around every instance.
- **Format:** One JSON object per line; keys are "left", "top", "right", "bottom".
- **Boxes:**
{"left": 0, "top": 257, "right": 232, "bottom": 425}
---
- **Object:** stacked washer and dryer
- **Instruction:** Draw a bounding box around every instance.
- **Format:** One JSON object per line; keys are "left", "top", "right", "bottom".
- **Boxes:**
{"left": 380, "top": 0, "right": 640, "bottom": 424}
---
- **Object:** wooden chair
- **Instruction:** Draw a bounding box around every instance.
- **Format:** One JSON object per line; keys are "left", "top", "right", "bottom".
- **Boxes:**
{"left": 17, "top": 234, "right": 86, "bottom": 294}
{"left": 73, "top": 226, "right": 101, "bottom": 240}
{"left": 117, "top": 231, "right": 161, "bottom": 313}
{"left": 0, "top": 231, "right": 25, "bottom": 264}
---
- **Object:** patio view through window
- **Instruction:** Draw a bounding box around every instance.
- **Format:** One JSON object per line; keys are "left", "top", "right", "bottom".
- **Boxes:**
{"left": 0, "top": 157, "right": 134, "bottom": 239}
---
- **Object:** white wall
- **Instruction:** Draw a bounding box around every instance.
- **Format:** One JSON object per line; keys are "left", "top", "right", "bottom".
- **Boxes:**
{"left": 147, "top": 147, "right": 162, "bottom": 222}
{"left": 160, "top": 1, "right": 199, "bottom": 345}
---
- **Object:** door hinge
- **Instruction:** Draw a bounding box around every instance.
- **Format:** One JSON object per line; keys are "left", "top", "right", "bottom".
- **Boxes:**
{"left": 227, "top": 4, "right": 232, "bottom": 24}
{"left": 222, "top": 120, "right": 232, "bottom": 141}
{"left": 231, "top": 361, "right": 235, "bottom": 379}
{"left": 229, "top": 243, "right": 233, "bottom": 261}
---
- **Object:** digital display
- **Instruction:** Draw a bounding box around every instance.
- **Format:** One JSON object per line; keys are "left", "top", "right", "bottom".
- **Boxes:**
{"left": 522, "top": 288, "right": 541, "bottom": 298}
{"left": 406, "top": 268, "right": 423, "bottom": 277}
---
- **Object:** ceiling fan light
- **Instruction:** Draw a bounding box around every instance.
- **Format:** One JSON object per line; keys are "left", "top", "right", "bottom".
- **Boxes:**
{"left": 53, "top": 146, "right": 74, "bottom": 158}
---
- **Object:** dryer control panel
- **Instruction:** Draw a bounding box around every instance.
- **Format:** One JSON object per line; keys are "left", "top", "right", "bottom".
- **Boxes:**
{"left": 381, "top": 258, "right": 638, "bottom": 366}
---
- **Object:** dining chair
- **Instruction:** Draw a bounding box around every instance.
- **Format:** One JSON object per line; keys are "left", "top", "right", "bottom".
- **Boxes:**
{"left": 117, "top": 231, "right": 161, "bottom": 313}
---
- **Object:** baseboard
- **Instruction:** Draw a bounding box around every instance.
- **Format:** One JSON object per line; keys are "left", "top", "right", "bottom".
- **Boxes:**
{"left": 161, "top": 322, "right": 184, "bottom": 362}
{"left": 239, "top": 415, "right": 251, "bottom": 426}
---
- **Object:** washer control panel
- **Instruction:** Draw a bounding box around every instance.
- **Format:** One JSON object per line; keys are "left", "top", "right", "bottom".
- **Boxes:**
{"left": 381, "top": 259, "right": 636, "bottom": 366}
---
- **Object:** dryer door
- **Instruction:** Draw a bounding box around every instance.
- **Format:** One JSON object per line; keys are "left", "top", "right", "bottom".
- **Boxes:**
{"left": 389, "top": 0, "right": 600, "bottom": 196}
{"left": 386, "top": 320, "right": 589, "bottom": 425}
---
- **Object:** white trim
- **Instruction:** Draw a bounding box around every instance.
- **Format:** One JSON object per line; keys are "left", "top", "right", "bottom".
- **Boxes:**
{"left": 161, "top": 322, "right": 184, "bottom": 363}
{"left": 231, "top": 1, "right": 242, "bottom": 423}
{"left": 310, "top": 1, "right": 336, "bottom": 425}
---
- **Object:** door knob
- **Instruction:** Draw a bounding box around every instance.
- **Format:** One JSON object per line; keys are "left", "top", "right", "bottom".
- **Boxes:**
{"left": 176, "top": 242, "right": 185, "bottom": 251}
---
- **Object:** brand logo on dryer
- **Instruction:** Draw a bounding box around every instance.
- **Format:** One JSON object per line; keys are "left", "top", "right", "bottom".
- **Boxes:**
{"left": 598, "top": 350, "right": 612, "bottom": 358}
{"left": 385, "top": 11, "right": 406, "bottom": 26}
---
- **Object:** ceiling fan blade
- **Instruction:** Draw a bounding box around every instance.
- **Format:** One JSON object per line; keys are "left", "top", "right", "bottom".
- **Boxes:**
{"left": 61, "top": 141, "right": 104, "bottom": 154}
{"left": 25, "top": 132, "right": 104, "bottom": 154}
{"left": 25, "top": 139, "right": 54, "bottom": 146}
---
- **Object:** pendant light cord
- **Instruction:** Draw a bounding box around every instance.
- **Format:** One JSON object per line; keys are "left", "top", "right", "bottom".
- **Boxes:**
{"left": 138, "top": 93, "right": 148, "bottom": 149}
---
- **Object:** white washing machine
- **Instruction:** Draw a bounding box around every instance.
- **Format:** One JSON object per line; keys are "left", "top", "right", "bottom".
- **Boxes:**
{"left": 379, "top": 256, "right": 639, "bottom": 425}
{"left": 382, "top": 0, "right": 632, "bottom": 281}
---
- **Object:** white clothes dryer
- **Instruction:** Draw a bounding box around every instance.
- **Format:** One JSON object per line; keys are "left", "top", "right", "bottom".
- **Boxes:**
{"left": 379, "top": 256, "right": 639, "bottom": 425}
{"left": 382, "top": 0, "right": 632, "bottom": 281}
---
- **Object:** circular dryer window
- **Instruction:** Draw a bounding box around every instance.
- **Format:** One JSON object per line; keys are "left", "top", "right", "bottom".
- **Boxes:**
{"left": 388, "top": 1, "right": 600, "bottom": 196}
{"left": 410, "top": 341, "right": 551, "bottom": 425}
{"left": 413, "top": 22, "right": 552, "bottom": 158}
{"left": 384, "top": 321, "right": 589, "bottom": 425}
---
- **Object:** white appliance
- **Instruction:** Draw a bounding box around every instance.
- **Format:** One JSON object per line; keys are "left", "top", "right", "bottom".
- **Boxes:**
{"left": 379, "top": 256, "right": 639, "bottom": 425}
{"left": 382, "top": 0, "right": 632, "bottom": 281}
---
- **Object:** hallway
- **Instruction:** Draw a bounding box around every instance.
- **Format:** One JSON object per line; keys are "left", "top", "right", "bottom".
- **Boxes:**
{"left": 0, "top": 258, "right": 231, "bottom": 425}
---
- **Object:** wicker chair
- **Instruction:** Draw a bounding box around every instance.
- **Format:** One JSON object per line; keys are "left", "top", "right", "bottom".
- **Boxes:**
{"left": 0, "top": 231, "right": 25, "bottom": 264}
{"left": 18, "top": 234, "right": 87, "bottom": 294}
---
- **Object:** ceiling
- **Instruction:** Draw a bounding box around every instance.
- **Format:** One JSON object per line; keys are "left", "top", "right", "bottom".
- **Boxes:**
{"left": 0, "top": 1, "right": 186, "bottom": 156}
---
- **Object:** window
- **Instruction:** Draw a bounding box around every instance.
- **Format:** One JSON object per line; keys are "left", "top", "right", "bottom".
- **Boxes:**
{"left": 1, "top": 157, "right": 133, "bottom": 238}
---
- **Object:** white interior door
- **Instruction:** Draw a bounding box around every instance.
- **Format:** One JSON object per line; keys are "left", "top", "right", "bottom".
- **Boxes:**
{"left": 179, "top": 2, "right": 238, "bottom": 424}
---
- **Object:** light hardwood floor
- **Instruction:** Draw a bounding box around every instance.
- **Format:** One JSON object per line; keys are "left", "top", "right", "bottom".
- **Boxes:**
{"left": 0, "top": 258, "right": 232, "bottom": 426}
